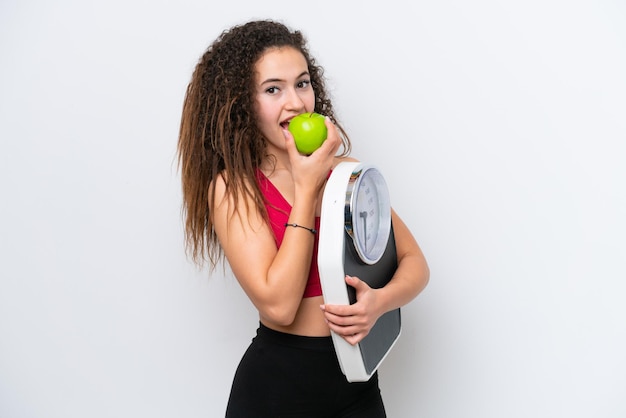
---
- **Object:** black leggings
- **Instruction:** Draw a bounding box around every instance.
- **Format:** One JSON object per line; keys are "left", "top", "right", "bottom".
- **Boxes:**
{"left": 225, "top": 323, "right": 387, "bottom": 418}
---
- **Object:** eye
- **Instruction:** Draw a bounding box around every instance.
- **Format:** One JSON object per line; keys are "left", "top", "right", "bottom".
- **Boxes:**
{"left": 297, "top": 80, "right": 311, "bottom": 89}
{"left": 265, "top": 86, "right": 280, "bottom": 95}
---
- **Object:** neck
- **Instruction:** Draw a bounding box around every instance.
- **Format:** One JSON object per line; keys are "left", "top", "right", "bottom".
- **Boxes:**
{"left": 261, "top": 148, "right": 291, "bottom": 176}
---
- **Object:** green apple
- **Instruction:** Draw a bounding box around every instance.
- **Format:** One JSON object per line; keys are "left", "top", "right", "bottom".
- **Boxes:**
{"left": 288, "top": 112, "right": 328, "bottom": 155}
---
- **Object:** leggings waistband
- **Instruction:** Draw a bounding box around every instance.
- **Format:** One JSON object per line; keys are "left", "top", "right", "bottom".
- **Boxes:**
{"left": 256, "top": 322, "right": 335, "bottom": 352}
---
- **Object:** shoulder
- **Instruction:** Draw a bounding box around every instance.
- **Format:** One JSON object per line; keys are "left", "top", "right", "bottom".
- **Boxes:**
{"left": 209, "top": 171, "right": 229, "bottom": 212}
{"left": 211, "top": 169, "right": 260, "bottom": 195}
{"left": 211, "top": 169, "right": 269, "bottom": 242}
{"left": 210, "top": 169, "right": 259, "bottom": 214}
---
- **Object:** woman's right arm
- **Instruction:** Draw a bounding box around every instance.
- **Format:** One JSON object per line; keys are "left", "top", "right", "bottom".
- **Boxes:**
{"left": 212, "top": 173, "right": 316, "bottom": 326}
{"left": 212, "top": 118, "right": 341, "bottom": 327}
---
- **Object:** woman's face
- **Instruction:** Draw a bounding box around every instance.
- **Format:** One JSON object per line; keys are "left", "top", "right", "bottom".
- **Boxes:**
{"left": 253, "top": 47, "right": 315, "bottom": 154}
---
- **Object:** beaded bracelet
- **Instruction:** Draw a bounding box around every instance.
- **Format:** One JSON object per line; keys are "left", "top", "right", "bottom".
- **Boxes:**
{"left": 284, "top": 223, "right": 317, "bottom": 235}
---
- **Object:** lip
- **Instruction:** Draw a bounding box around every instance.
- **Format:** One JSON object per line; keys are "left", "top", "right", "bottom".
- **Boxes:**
{"left": 280, "top": 118, "right": 292, "bottom": 130}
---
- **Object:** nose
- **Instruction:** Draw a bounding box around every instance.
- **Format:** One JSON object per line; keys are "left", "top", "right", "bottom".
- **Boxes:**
{"left": 284, "top": 87, "right": 306, "bottom": 112}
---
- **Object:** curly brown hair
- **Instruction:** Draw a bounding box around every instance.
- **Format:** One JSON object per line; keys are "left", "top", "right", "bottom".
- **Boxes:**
{"left": 178, "top": 20, "right": 351, "bottom": 268}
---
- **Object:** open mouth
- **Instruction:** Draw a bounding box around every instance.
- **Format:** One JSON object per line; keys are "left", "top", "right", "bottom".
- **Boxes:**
{"left": 280, "top": 120, "right": 291, "bottom": 130}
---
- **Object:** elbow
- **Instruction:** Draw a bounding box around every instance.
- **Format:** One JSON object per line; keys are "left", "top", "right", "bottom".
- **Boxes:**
{"left": 261, "top": 304, "right": 298, "bottom": 327}
{"left": 416, "top": 259, "right": 430, "bottom": 291}
{"left": 422, "top": 263, "right": 430, "bottom": 286}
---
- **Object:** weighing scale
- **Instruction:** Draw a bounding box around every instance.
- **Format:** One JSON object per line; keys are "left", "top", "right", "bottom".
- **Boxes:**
{"left": 318, "top": 161, "right": 401, "bottom": 382}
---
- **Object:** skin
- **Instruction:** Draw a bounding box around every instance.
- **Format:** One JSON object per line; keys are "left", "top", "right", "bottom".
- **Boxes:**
{"left": 212, "top": 46, "right": 430, "bottom": 345}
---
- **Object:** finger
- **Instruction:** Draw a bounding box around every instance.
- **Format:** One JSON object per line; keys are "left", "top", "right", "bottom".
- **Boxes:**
{"left": 320, "top": 303, "right": 363, "bottom": 319}
{"left": 323, "top": 308, "right": 370, "bottom": 330}
{"left": 310, "top": 117, "right": 339, "bottom": 156}
{"left": 323, "top": 117, "right": 342, "bottom": 153}
{"left": 327, "top": 323, "right": 368, "bottom": 346}
{"left": 282, "top": 129, "right": 300, "bottom": 157}
{"left": 343, "top": 333, "right": 365, "bottom": 345}
{"left": 346, "top": 275, "right": 371, "bottom": 293}
{"left": 325, "top": 320, "right": 363, "bottom": 338}
{"left": 324, "top": 311, "right": 355, "bottom": 327}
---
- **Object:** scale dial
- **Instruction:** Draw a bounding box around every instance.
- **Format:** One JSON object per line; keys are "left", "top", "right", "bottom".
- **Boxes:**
{"left": 345, "top": 164, "right": 392, "bottom": 265}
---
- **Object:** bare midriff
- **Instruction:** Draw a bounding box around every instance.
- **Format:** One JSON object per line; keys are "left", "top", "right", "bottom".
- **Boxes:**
{"left": 261, "top": 295, "right": 331, "bottom": 337}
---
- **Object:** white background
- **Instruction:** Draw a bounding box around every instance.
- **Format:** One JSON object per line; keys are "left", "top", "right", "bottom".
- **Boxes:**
{"left": 1, "top": 1, "right": 625, "bottom": 417}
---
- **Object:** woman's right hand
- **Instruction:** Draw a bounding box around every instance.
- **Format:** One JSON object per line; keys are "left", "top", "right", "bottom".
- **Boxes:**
{"left": 283, "top": 116, "right": 342, "bottom": 195}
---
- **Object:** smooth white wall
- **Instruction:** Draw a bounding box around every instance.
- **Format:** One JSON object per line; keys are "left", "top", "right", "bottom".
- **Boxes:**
{"left": 1, "top": 1, "right": 625, "bottom": 417}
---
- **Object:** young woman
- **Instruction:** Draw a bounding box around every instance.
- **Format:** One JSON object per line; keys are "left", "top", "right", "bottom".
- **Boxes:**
{"left": 178, "top": 19, "right": 429, "bottom": 417}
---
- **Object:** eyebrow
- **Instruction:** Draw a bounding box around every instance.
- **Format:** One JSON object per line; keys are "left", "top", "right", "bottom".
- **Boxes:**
{"left": 260, "top": 71, "right": 310, "bottom": 86}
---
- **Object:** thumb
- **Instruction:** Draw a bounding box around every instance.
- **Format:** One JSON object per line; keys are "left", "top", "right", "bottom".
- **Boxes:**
{"left": 282, "top": 128, "right": 297, "bottom": 151}
{"left": 346, "top": 275, "right": 368, "bottom": 291}
{"left": 283, "top": 128, "right": 308, "bottom": 161}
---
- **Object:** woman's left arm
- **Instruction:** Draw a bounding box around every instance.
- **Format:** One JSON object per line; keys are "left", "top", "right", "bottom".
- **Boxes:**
{"left": 320, "top": 209, "right": 430, "bottom": 345}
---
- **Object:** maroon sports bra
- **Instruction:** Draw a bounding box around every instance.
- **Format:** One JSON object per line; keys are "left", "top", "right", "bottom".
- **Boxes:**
{"left": 255, "top": 169, "right": 322, "bottom": 298}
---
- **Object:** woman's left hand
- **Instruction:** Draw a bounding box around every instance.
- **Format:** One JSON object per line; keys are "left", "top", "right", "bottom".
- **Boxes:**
{"left": 320, "top": 275, "right": 383, "bottom": 345}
